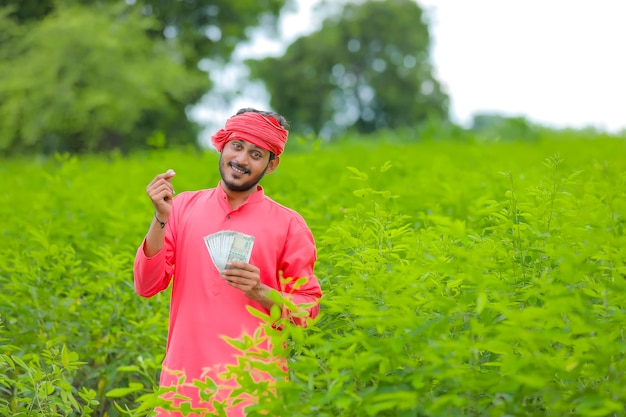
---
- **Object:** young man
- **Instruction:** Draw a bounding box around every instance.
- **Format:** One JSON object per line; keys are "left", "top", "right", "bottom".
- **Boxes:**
{"left": 133, "top": 108, "right": 322, "bottom": 416}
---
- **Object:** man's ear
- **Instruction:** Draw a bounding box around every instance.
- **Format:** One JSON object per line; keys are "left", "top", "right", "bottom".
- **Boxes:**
{"left": 265, "top": 156, "right": 280, "bottom": 174}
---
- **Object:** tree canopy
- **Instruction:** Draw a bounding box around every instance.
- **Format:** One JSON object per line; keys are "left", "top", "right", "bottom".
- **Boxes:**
{"left": 0, "top": 0, "right": 450, "bottom": 153}
{"left": 0, "top": 4, "right": 205, "bottom": 153}
{"left": 0, "top": 0, "right": 290, "bottom": 68}
{"left": 247, "top": 0, "right": 449, "bottom": 137}
{"left": 0, "top": 0, "right": 290, "bottom": 154}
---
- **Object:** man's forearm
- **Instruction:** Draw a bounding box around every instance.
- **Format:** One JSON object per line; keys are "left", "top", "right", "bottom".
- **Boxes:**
{"left": 144, "top": 214, "right": 167, "bottom": 257}
{"left": 249, "top": 284, "right": 278, "bottom": 310}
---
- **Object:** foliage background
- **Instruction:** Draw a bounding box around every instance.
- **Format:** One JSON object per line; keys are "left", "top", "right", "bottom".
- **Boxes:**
{"left": 0, "top": 0, "right": 290, "bottom": 154}
{"left": 0, "top": 0, "right": 451, "bottom": 154}
{"left": 248, "top": 0, "right": 448, "bottom": 136}
{"left": 1, "top": 129, "right": 625, "bottom": 416}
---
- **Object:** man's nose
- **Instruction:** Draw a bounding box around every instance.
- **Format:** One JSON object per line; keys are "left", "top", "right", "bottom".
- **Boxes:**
{"left": 233, "top": 152, "right": 249, "bottom": 166}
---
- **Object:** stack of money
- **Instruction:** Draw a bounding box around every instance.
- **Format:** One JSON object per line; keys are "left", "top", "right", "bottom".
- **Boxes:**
{"left": 203, "top": 230, "right": 255, "bottom": 273}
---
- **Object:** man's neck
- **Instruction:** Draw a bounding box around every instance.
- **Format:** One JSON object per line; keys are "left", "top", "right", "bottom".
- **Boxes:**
{"left": 220, "top": 181, "right": 259, "bottom": 210}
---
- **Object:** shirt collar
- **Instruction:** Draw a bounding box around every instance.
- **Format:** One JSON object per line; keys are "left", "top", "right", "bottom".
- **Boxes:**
{"left": 216, "top": 182, "right": 265, "bottom": 208}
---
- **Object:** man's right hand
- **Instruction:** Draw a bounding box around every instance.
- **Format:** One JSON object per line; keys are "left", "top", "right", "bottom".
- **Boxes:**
{"left": 147, "top": 169, "right": 176, "bottom": 219}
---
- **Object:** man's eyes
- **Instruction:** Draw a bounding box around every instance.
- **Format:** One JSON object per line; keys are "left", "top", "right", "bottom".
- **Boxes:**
{"left": 231, "top": 142, "right": 263, "bottom": 158}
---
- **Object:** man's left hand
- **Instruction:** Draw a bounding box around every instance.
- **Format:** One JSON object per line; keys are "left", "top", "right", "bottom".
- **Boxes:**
{"left": 222, "top": 261, "right": 264, "bottom": 299}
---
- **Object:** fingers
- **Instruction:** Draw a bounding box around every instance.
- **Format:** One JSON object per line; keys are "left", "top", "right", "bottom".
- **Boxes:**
{"left": 146, "top": 170, "right": 176, "bottom": 215}
{"left": 150, "top": 168, "right": 176, "bottom": 183}
{"left": 147, "top": 169, "right": 176, "bottom": 190}
{"left": 225, "top": 261, "right": 258, "bottom": 273}
{"left": 221, "top": 264, "right": 258, "bottom": 281}
{"left": 222, "top": 263, "right": 261, "bottom": 291}
{"left": 149, "top": 182, "right": 175, "bottom": 200}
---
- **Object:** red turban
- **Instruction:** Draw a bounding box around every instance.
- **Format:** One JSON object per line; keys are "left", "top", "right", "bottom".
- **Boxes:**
{"left": 211, "top": 112, "right": 289, "bottom": 156}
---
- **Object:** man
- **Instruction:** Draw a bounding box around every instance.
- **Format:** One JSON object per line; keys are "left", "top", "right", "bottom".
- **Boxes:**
{"left": 133, "top": 108, "right": 322, "bottom": 416}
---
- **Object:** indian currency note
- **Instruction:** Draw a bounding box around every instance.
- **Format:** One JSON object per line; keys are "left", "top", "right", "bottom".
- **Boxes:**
{"left": 204, "top": 231, "right": 233, "bottom": 271}
{"left": 225, "top": 232, "right": 255, "bottom": 268}
{"left": 204, "top": 234, "right": 224, "bottom": 271}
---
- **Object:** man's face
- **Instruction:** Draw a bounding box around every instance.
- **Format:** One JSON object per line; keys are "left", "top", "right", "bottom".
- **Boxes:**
{"left": 219, "top": 139, "right": 278, "bottom": 193}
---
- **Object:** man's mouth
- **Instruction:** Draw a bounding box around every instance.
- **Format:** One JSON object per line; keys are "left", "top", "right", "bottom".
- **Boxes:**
{"left": 229, "top": 162, "right": 249, "bottom": 175}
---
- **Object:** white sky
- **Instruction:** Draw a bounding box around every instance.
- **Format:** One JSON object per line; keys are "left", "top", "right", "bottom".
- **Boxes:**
{"left": 192, "top": 0, "right": 626, "bottom": 143}
{"left": 420, "top": 0, "right": 626, "bottom": 132}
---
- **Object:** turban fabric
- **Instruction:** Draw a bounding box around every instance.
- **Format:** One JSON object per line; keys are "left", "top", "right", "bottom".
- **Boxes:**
{"left": 211, "top": 112, "right": 289, "bottom": 156}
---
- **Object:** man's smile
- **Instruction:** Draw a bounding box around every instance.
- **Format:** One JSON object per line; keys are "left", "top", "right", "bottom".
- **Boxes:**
{"left": 229, "top": 162, "right": 250, "bottom": 175}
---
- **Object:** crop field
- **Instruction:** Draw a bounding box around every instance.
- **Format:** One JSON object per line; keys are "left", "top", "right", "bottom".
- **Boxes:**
{"left": 1, "top": 134, "right": 625, "bottom": 416}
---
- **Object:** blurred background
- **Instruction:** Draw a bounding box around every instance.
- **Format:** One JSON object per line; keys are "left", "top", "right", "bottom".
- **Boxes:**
{"left": 1, "top": 0, "right": 624, "bottom": 155}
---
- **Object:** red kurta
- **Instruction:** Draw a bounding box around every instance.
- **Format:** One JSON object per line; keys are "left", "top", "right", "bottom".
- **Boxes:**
{"left": 134, "top": 184, "right": 322, "bottom": 416}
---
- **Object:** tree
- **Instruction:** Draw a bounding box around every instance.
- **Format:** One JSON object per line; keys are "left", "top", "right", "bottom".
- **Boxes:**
{"left": 0, "top": 4, "right": 205, "bottom": 153}
{"left": 0, "top": 0, "right": 291, "bottom": 69}
{"left": 247, "top": 0, "right": 449, "bottom": 137}
{"left": 0, "top": 0, "right": 292, "bottom": 153}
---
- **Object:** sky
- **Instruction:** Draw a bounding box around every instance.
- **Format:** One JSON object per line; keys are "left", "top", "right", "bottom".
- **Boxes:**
{"left": 192, "top": 0, "right": 626, "bottom": 144}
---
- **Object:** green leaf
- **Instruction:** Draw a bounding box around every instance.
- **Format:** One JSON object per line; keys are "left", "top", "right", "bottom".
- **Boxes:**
{"left": 380, "top": 161, "right": 393, "bottom": 172}
{"left": 346, "top": 166, "right": 369, "bottom": 181}
{"left": 116, "top": 365, "right": 140, "bottom": 372}
{"left": 105, "top": 382, "right": 144, "bottom": 398}
{"left": 476, "top": 292, "right": 487, "bottom": 314}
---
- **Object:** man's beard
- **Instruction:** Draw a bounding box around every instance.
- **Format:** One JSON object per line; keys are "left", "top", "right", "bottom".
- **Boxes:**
{"left": 219, "top": 156, "right": 269, "bottom": 192}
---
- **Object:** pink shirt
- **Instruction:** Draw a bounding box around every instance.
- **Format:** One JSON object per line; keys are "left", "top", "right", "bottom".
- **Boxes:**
{"left": 134, "top": 184, "right": 322, "bottom": 416}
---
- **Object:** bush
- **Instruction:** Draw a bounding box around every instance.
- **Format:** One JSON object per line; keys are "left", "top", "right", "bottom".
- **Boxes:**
{"left": 1, "top": 135, "right": 624, "bottom": 416}
{"left": 0, "top": 4, "right": 204, "bottom": 154}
